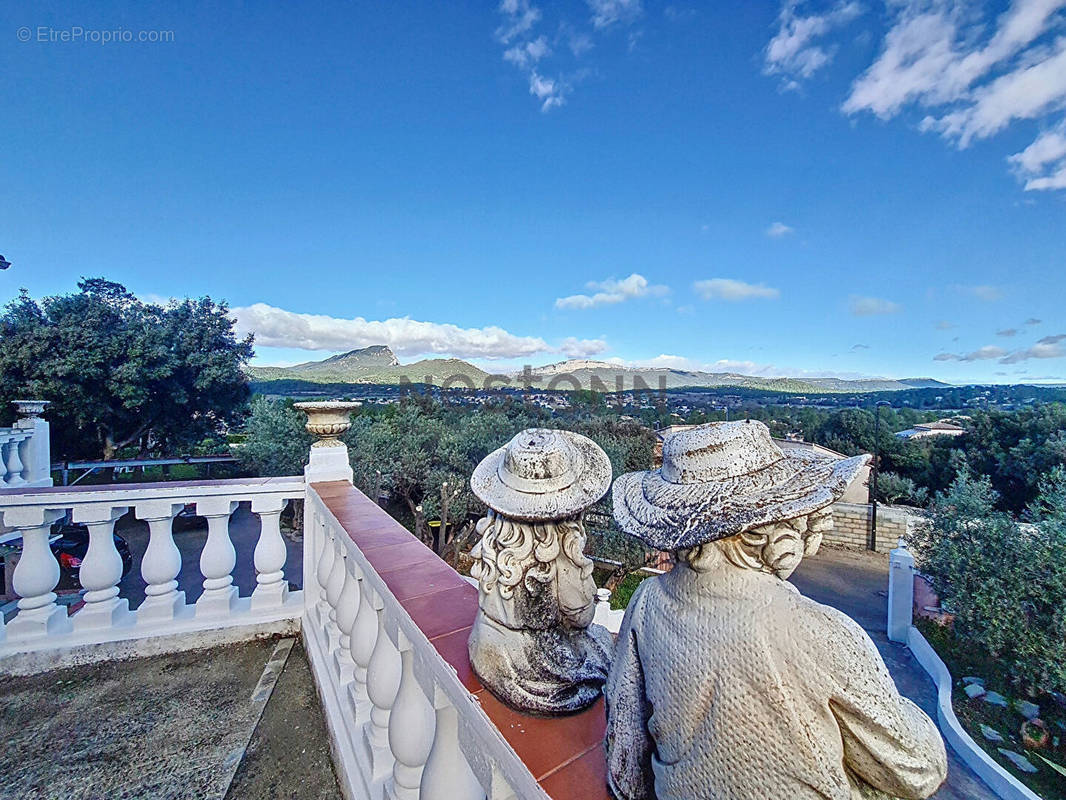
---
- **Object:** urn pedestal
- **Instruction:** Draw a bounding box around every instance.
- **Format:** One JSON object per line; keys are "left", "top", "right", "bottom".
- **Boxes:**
{"left": 294, "top": 401, "right": 361, "bottom": 484}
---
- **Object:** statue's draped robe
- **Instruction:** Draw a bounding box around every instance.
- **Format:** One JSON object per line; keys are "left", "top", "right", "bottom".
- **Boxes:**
{"left": 605, "top": 564, "right": 947, "bottom": 800}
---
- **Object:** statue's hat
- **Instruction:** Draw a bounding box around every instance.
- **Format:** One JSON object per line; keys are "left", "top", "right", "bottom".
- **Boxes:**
{"left": 472, "top": 428, "right": 611, "bottom": 521}
{"left": 613, "top": 420, "right": 869, "bottom": 550}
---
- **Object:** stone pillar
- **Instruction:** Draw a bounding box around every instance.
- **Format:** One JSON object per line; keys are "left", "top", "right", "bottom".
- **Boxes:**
{"left": 13, "top": 400, "right": 53, "bottom": 488}
{"left": 888, "top": 538, "right": 915, "bottom": 644}
{"left": 294, "top": 401, "right": 360, "bottom": 484}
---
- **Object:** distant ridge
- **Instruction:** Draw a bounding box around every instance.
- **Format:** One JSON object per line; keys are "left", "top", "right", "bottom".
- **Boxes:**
{"left": 247, "top": 346, "right": 928, "bottom": 393}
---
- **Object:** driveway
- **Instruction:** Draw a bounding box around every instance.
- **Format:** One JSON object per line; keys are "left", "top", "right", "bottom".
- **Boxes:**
{"left": 791, "top": 546, "right": 997, "bottom": 800}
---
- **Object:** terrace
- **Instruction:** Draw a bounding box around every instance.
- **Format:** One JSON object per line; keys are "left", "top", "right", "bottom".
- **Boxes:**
{"left": 0, "top": 402, "right": 1006, "bottom": 800}
{"left": 0, "top": 403, "right": 613, "bottom": 800}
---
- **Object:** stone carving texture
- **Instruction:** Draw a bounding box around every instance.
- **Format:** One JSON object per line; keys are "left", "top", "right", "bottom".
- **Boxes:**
{"left": 293, "top": 401, "right": 360, "bottom": 447}
{"left": 467, "top": 428, "right": 613, "bottom": 715}
{"left": 605, "top": 421, "right": 948, "bottom": 800}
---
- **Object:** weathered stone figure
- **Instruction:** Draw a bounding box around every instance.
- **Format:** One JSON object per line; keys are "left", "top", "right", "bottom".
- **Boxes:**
{"left": 468, "top": 428, "right": 614, "bottom": 715}
{"left": 606, "top": 421, "right": 948, "bottom": 800}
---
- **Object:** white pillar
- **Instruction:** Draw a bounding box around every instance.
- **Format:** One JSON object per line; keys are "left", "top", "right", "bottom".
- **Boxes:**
{"left": 72, "top": 504, "right": 131, "bottom": 631}
{"left": 135, "top": 501, "right": 186, "bottom": 622}
{"left": 13, "top": 400, "right": 53, "bottom": 487}
{"left": 386, "top": 636, "right": 436, "bottom": 800}
{"left": 3, "top": 434, "right": 26, "bottom": 488}
{"left": 888, "top": 538, "right": 916, "bottom": 644}
{"left": 420, "top": 695, "right": 486, "bottom": 800}
{"left": 196, "top": 498, "right": 240, "bottom": 617}
{"left": 0, "top": 432, "right": 12, "bottom": 486}
{"left": 315, "top": 523, "right": 337, "bottom": 626}
{"left": 251, "top": 495, "right": 289, "bottom": 610}
{"left": 325, "top": 536, "right": 346, "bottom": 650}
{"left": 348, "top": 577, "right": 378, "bottom": 723}
{"left": 4, "top": 507, "right": 67, "bottom": 639}
{"left": 333, "top": 556, "right": 359, "bottom": 682}
{"left": 363, "top": 606, "right": 402, "bottom": 781}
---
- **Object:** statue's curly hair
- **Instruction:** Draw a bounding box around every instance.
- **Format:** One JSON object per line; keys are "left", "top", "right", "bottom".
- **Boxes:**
{"left": 472, "top": 509, "right": 594, "bottom": 600}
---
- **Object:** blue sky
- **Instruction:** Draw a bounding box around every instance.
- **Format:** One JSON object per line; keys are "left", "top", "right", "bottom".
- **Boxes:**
{"left": 2, "top": 1, "right": 1064, "bottom": 383}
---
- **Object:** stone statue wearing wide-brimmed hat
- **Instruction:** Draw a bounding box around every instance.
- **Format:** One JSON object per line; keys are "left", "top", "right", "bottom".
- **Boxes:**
{"left": 605, "top": 421, "right": 947, "bottom": 800}
{"left": 468, "top": 428, "right": 614, "bottom": 715}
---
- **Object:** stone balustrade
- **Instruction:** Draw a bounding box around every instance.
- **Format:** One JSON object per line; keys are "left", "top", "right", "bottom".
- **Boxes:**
{"left": 0, "top": 469, "right": 606, "bottom": 799}
{"left": 0, "top": 400, "right": 53, "bottom": 489}
{"left": 0, "top": 476, "right": 305, "bottom": 670}
{"left": 305, "top": 481, "right": 611, "bottom": 800}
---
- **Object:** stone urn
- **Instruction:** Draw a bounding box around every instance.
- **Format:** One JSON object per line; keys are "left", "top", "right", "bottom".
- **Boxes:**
{"left": 13, "top": 400, "right": 49, "bottom": 419}
{"left": 294, "top": 402, "right": 361, "bottom": 447}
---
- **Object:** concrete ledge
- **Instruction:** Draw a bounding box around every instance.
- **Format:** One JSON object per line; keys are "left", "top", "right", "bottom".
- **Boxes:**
{"left": 0, "top": 595, "right": 303, "bottom": 675}
{"left": 906, "top": 626, "right": 1043, "bottom": 800}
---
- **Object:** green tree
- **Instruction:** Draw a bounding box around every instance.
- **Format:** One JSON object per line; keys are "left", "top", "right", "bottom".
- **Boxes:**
{"left": 0, "top": 279, "right": 253, "bottom": 460}
{"left": 237, "top": 397, "right": 312, "bottom": 476}
{"left": 912, "top": 470, "right": 1066, "bottom": 694}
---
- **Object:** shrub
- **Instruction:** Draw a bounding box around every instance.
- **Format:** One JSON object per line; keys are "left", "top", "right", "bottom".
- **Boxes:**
{"left": 911, "top": 469, "right": 1066, "bottom": 694}
{"left": 875, "top": 471, "right": 929, "bottom": 506}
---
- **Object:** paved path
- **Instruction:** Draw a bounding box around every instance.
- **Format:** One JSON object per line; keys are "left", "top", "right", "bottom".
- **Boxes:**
{"left": 791, "top": 546, "right": 997, "bottom": 800}
{"left": 0, "top": 638, "right": 341, "bottom": 800}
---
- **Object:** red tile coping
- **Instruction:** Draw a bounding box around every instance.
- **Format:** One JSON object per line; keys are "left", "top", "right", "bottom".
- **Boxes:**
{"left": 311, "top": 482, "right": 611, "bottom": 800}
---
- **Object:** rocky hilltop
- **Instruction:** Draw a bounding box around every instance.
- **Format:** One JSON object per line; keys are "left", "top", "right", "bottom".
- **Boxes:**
{"left": 247, "top": 346, "right": 927, "bottom": 393}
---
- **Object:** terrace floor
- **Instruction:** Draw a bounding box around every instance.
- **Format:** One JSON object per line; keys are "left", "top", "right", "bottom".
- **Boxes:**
{"left": 0, "top": 636, "right": 341, "bottom": 800}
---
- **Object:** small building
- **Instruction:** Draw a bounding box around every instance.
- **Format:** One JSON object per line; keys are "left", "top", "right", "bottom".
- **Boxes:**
{"left": 895, "top": 420, "right": 967, "bottom": 440}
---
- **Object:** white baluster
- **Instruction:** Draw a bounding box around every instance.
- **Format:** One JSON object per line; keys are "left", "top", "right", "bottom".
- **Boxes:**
{"left": 196, "top": 498, "right": 240, "bottom": 617}
{"left": 4, "top": 433, "right": 26, "bottom": 487}
{"left": 0, "top": 433, "right": 12, "bottom": 487}
{"left": 421, "top": 695, "right": 486, "bottom": 800}
{"left": 386, "top": 636, "right": 436, "bottom": 800}
{"left": 348, "top": 577, "right": 378, "bottom": 723}
{"left": 250, "top": 495, "right": 289, "bottom": 610}
{"left": 135, "top": 501, "right": 186, "bottom": 622}
{"left": 72, "top": 504, "right": 131, "bottom": 631}
{"left": 325, "top": 536, "right": 346, "bottom": 650}
{"left": 315, "top": 522, "right": 336, "bottom": 625}
{"left": 333, "top": 555, "right": 359, "bottom": 682}
{"left": 4, "top": 507, "right": 68, "bottom": 639}
{"left": 363, "top": 606, "right": 402, "bottom": 780}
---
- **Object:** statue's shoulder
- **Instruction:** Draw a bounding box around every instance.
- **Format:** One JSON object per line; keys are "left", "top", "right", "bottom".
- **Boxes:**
{"left": 784, "top": 590, "right": 879, "bottom": 660}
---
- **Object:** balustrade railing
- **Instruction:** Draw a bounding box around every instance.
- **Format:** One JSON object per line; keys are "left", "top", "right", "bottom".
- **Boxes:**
{"left": 0, "top": 476, "right": 305, "bottom": 664}
{"left": 304, "top": 483, "right": 563, "bottom": 800}
{"left": 0, "top": 467, "right": 604, "bottom": 799}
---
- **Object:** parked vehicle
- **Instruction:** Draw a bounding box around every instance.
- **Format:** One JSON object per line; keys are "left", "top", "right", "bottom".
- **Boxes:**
{"left": 49, "top": 520, "right": 135, "bottom": 591}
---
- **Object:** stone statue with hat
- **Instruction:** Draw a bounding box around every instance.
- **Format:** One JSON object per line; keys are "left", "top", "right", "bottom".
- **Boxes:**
{"left": 605, "top": 420, "right": 948, "bottom": 800}
{"left": 468, "top": 428, "right": 614, "bottom": 715}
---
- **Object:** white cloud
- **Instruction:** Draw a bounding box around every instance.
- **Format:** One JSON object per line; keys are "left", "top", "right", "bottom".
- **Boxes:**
{"left": 934, "top": 345, "right": 1009, "bottom": 362}
{"left": 935, "top": 320, "right": 956, "bottom": 330}
{"left": 503, "top": 35, "right": 550, "bottom": 69}
{"left": 694, "top": 278, "right": 781, "bottom": 301}
{"left": 1001, "top": 340, "right": 1066, "bottom": 363}
{"left": 587, "top": 0, "right": 643, "bottom": 29}
{"left": 764, "top": 1, "right": 862, "bottom": 85}
{"left": 954, "top": 284, "right": 1004, "bottom": 301}
{"left": 555, "top": 273, "right": 669, "bottom": 309}
{"left": 495, "top": 0, "right": 640, "bottom": 112}
{"left": 1008, "top": 122, "right": 1066, "bottom": 190}
{"left": 496, "top": 0, "right": 542, "bottom": 44}
{"left": 765, "top": 221, "right": 795, "bottom": 237}
{"left": 997, "top": 328, "right": 1019, "bottom": 336}
{"left": 849, "top": 295, "right": 901, "bottom": 316}
{"left": 934, "top": 336, "right": 1066, "bottom": 364}
{"left": 231, "top": 303, "right": 605, "bottom": 360}
{"left": 770, "top": 0, "right": 1066, "bottom": 190}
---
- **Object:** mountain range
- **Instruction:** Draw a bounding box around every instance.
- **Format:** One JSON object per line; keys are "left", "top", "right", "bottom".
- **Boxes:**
{"left": 247, "top": 346, "right": 950, "bottom": 394}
